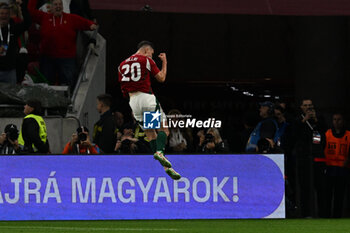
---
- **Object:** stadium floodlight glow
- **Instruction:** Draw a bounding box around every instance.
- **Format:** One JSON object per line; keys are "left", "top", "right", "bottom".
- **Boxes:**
{"left": 243, "top": 91, "right": 254, "bottom": 97}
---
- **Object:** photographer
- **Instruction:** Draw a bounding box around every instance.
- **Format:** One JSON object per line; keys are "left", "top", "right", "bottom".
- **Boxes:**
{"left": 62, "top": 126, "right": 99, "bottom": 154}
{"left": 291, "top": 98, "right": 327, "bottom": 218}
{"left": 114, "top": 123, "right": 152, "bottom": 154}
{"left": 246, "top": 101, "right": 278, "bottom": 152}
{"left": 0, "top": 124, "right": 21, "bottom": 154}
{"left": 197, "top": 128, "right": 229, "bottom": 153}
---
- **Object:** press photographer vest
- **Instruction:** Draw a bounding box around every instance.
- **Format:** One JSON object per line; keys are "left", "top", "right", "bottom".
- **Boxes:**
{"left": 18, "top": 114, "right": 47, "bottom": 152}
{"left": 324, "top": 129, "right": 350, "bottom": 167}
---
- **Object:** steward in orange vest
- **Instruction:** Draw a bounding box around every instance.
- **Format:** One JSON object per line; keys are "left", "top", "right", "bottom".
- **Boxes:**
{"left": 323, "top": 113, "right": 350, "bottom": 218}
{"left": 324, "top": 129, "right": 350, "bottom": 167}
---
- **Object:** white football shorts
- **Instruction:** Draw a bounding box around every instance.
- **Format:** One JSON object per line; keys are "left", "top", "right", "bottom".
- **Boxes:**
{"left": 129, "top": 92, "right": 166, "bottom": 129}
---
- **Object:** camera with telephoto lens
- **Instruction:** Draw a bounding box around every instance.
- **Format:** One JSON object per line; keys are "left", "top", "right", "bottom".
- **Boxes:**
{"left": 78, "top": 132, "right": 87, "bottom": 142}
{"left": 203, "top": 133, "right": 214, "bottom": 144}
{"left": 5, "top": 126, "right": 18, "bottom": 141}
{"left": 257, "top": 138, "right": 273, "bottom": 154}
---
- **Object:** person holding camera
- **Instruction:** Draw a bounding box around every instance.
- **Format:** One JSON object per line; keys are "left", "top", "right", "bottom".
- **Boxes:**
{"left": 291, "top": 98, "right": 327, "bottom": 218}
{"left": 245, "top": 101, "right": 278, "bottom": 152}
{"left": 114, "top": 135, "right": 150, "bottom": 154}
{"left": 114, "top": 122, "right": 152, "bottom": 154}
{"left": 62, "top": 126, "right": 99, "bottom": 154}
{"left": 197, "top": 128, "right": 229, "bottom": 153}
{"left": 0, "top": 124, "right": 21, "bottom": 154}
{"left": 167, "top": 109, "right": 194, "bottom": 153}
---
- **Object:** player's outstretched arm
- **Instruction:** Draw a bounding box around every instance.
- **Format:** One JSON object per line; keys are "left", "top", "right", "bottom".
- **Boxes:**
{"left": 155, "top": 53, "right": 167, "bottom": 83}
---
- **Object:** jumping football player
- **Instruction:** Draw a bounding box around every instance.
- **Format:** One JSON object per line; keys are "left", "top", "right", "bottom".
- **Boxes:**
{"left": 118, "top": 41, "right": 181, "bottom": 180}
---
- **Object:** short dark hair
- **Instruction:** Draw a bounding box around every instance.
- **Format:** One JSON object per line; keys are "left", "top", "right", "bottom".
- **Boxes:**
{"left": 26, "top": 99, "right": 42, "bottom": 115}
{"left": 332, "top": 112, "right": 345, "bottom": 118}
{"left": 97, "top": 94, "right": 113, "bottom": 107}
{"left": 300, "top": 98, "right": 312, "bottom": 105}
{"left": 137, "top": 41, "right": 154, "bottom": 50}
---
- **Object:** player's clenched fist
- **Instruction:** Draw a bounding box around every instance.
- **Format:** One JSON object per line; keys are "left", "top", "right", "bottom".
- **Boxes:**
{"left": 158, "top": 53, "right": 167, "bottom": 62}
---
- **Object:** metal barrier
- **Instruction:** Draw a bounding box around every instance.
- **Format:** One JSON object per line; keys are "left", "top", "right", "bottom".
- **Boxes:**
{"left": 70, "top": 27, "right": 99, "bottom": 112}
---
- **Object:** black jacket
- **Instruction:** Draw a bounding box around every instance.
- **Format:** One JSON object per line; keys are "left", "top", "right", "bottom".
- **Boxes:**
{"left": 21, "top": 117, "right": 49, "bottom": 153}
{"left": 93, "top": 110, "right": 116, "bottom": 153}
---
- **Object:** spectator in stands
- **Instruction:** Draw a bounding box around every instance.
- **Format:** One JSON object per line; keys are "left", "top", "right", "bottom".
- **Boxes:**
{"left": 197, "top": 128, "right": 229, "bottom": 153}
{"left": 167, "top": 109, "right": 194, "bottom": 153}
{"left": 62, "top": 126, "right": 99, "bottom": 154}
{"left": 93, "top": 94, "right": 116, "bottom": 153}
{"left": 0, "top": 1, "right": 31, "bottom": 84}
{"left": 18, "top": 99, "right": 50, "bottom": 153}
{"left": 291, "top": 98, "right": 327, "bottom": 218}
{"left": 9, "top": 0, "right": 29, "bottom": 83}
{"left": 0, "top": 123, "right": 21, "bottom": 154}
{"left": 245, "top": 101, "right": 278, "bottom": 152}
{"left": 28, "top": 0, "right": 97, "bottom": 88}
{"left": 323, "top": 113, "right": 350, "bottom": 218}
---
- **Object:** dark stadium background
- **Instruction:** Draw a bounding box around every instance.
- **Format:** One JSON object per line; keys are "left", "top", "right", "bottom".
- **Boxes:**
{"left": 89, "top": 0, "right": 350, "bottom": 152}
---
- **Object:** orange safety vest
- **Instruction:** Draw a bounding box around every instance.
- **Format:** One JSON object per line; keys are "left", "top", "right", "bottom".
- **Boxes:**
{"left": 324, "top": 129, "right": 350, "bottom": 167}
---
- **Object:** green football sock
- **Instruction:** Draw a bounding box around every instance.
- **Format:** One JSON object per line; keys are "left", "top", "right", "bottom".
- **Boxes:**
{"left": 149, "top": 139, "right": 157, "bottom": 153}
{"left": 156, "top": 131, "right": 167, "bottom": 152}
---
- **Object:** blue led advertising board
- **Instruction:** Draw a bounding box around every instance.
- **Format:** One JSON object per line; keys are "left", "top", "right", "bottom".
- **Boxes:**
{"left": 0, "top": 154, "right": 284, "bottom": 220}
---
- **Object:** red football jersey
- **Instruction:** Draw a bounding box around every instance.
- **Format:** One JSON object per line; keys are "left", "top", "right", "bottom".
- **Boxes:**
{"left": 118, "top": 54, "right": 160, "bottom": 96}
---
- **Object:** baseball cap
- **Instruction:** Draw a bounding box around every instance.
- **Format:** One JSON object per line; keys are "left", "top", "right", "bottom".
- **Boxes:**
{"left": 4, "top": 124, "right": 17, "bottom": 133}
{"left": 259, "top": 101, "right": 274, "bottom": 108}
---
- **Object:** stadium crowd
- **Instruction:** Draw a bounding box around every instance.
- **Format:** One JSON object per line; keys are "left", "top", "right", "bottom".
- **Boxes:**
{"left": 0, "top": 0, "right": 96, "bottom": 87}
